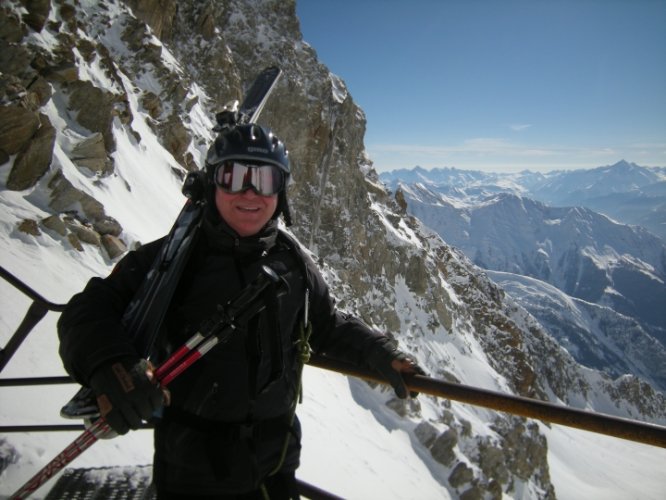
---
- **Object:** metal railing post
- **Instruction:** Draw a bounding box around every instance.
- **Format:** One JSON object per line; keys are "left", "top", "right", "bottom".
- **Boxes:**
{"left": 0, "top": 265, "right": 66, "bottom": 372}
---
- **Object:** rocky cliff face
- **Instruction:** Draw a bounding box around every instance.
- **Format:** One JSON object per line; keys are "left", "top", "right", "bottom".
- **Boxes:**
{"left": 1, "top": 1, "right": 664, "bottom": 498}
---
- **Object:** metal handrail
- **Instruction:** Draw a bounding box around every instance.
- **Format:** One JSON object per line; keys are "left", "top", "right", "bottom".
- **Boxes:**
{"left": 0, "top": 265, "right": 78, "bottom": 434}
{"left": 0, "top": 266, "right": 66, "bottom": 312}
{"left": 0, "top": 265, "right": 66, "bottom": 372}
{"left": 0, "top": 376, "right": 73, "bottom": 386}
{"left": 308, "top": 355, "right": 666, "bottom": 449}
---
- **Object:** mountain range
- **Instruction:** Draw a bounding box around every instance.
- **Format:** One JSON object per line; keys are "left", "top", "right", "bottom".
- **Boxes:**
{"left": 1, "top": 1, "right": 665, "bottom": 499}
{"left": 381, "top": 162, "right": 666, "bottom": 393}
{"left": 381, "top": 160, "right": 666, "bottom": 240}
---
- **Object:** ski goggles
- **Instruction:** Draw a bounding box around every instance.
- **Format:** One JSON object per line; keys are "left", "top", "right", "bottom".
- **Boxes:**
{"left": 214, "top": 161, "right": 285, "bottom": 196}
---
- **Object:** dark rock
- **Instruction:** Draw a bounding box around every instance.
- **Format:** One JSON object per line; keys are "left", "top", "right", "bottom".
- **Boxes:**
{"left": 17, "top": 219, "right": 41, "bottom": 236}
{"left": 22, "top": 0, "right": 51, "bottom": 32}
{"left": 7, "top": 113, "right": 56, "bottom": 190}
{"left": 0, "top": 105, "right": 40, "bottom": 155}
{"left": 430, "top": 428, "right": 458, "bottom": 466}
{"left": 41, "top": 214, "right": 68, "bottom": 236}
{"left": 101, "top": 234, "right": 127, "bottom": 259}
{"left": 448, "top": 461, "right": 475, "bottom": 488}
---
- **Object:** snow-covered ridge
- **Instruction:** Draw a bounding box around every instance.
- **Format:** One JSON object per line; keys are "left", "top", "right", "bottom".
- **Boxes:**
{"left": 384, "top": 166, "right": 666, "bottom": 394}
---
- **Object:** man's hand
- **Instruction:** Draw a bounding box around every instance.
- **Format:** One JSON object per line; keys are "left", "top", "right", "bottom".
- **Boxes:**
{"left": 367, "top": 337, "right": 425, "bottom": 399}
{"left": 89, "top": 357, "right": 166, "bottom": 435}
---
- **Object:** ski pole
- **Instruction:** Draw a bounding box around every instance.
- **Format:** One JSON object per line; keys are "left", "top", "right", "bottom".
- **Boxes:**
{"left": 154, "top": 331, "right": 226, "bottom": 386}
{"left": 10, "top": 302, "right": 271, "bottom": 498}
{"left": 9, "top": 415, "right": 110, "bottom": 499}
{"left": 10, "top": 266, "right": 284, "bottom": 500}
{"left": 10, "top": 329, "right": 222, "bottom": 499}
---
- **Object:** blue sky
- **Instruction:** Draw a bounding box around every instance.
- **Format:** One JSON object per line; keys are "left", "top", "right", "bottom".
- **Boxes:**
{"left": 296, "top": 0, "right": 666, "bottom": 173}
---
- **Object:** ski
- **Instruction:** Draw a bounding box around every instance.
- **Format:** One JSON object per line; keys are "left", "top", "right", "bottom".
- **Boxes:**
{"left": 11, "top": 266, "right": 286, "bottom": 500}
{"left": 60, "top": 66, "right": 283, "bottom": 421}
{"left": 239, "top": 65, "right": 282, "bottom": 124}
{"left": 213, "top": 65, "right": 281, "bottom": 130}
{"left": 60, "top": 198, "right": 203, "bottom": 420}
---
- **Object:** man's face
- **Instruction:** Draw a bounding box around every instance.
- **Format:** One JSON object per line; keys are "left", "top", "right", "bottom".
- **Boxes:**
{"left": 215, "top": 187, "right": 278, "bottom": 237}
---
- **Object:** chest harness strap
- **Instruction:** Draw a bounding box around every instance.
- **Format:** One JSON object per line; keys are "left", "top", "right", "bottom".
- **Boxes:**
{"left": 266, "top": 288, "right": 312, "bottom": 482}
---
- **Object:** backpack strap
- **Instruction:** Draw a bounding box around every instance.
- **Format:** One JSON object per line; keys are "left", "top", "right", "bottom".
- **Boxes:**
{"left": 267, "top": 231, "right": 314, "bottom": 477}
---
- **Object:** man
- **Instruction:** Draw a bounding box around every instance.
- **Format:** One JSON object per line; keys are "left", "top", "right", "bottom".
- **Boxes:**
{"left": 58, "top": 123, "right": 422, "bottom": 499}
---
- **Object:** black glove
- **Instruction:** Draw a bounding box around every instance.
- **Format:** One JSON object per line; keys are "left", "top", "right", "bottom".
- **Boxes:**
{"left": 366, "top": 337, "right": 425, "bottom": 399}
{"left": 89, "top": 357, "right": 164, "bottom": 435}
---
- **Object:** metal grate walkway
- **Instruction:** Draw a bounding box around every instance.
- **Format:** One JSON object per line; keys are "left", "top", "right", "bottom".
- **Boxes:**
{"left": 45, "top": 466, "right": 155, "bottom": 500}
{"left": 43, "top": 465, "right": 342, "bottom": 499}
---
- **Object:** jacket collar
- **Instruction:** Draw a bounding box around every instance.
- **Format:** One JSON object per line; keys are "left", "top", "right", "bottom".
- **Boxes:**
{"left": 202, "top": 206, "right": 278, "bottom": 256}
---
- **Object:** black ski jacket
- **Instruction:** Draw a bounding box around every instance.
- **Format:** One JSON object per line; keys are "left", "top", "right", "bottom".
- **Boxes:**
{"left": 58, "top": 211, "right": 391, "bottom": 495}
